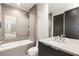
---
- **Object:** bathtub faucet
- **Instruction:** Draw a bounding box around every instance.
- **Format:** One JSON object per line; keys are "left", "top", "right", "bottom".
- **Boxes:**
{"left": 0, "top": 37, "right": 5, "bottom": 45}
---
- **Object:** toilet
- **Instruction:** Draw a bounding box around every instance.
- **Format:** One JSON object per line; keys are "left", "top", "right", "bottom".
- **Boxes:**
{"left": 27, "top": 40, "right": 38, "bottom": 56}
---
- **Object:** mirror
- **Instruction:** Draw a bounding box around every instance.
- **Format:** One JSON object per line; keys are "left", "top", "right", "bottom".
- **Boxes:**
{"left": 53, "top": 14, "right": 63, "bottom": 36}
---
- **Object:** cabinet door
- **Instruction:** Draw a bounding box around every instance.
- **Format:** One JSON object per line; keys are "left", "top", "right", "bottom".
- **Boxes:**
{"left": 53, "top": 14, "right": 63, "bottom": 36}
{"left": 39, "top": 42, "right": 59, "bottom": 56}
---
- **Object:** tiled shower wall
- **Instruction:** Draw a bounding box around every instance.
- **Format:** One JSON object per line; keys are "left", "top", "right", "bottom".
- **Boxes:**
{"left": 1, "top": 4, "right": 29, "bottom": 41}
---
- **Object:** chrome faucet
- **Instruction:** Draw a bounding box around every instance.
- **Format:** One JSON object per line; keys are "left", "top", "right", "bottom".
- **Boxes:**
{"left": 60, "top": 35, "right": 65, "bottom": 42}
{"left": 54, "top": 35, "right": 65, "bottom": 42}
{"left": 0, "top": 36, "right": 5, "bottom": 46}
{"left": 54, "top": 36, "right": 60, "bottom": 41}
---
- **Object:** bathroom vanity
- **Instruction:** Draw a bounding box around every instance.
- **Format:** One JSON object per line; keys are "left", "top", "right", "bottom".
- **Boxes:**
{"left": 43, "top": 7, "right": 79, "bottom": 56}
{"left": 39, "top": 37, "right": 79, "bottom": 56}
{"left": 39, "top": 42, "right": 72, "bottom": 56}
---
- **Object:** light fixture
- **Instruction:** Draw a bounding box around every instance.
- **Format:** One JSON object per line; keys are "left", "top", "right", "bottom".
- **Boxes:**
{"left": 17, "top": 3, "right": 21, "bottom": 6}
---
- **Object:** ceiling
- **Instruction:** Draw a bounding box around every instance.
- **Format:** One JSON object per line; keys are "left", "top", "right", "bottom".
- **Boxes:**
{"left": 49, "top": 3, "right": 79, "bottom": 15}
{"left": 5, "top": 3, "right": 79, "bottom": 15}
{"left": 5, "top": 3, "right": 35, "bottom": 12}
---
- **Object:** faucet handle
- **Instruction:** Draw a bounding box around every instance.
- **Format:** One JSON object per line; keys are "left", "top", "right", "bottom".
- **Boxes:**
{"left": 0, "top": 37, "right": 4, "bottom": 40}
{"left": 0, "top": 37, "right": 6, "bottom": 44}
{"left": 60, "top": 35, "right": 64, "bottom": 38}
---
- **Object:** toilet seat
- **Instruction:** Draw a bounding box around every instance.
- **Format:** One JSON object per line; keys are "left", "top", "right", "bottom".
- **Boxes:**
{"left": 28, "top": 47, "right": 38, "bottom": 56}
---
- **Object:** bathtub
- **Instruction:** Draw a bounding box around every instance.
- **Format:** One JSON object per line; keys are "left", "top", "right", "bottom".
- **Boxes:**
{"left": 5, "top": 34, "right": 16, "bottom": 40}
{"left": 0, "top": 40, "right": 34, "bottom": 56}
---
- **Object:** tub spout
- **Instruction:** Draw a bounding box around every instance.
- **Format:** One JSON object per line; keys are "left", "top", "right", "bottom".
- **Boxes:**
{"left": 0, "top": 37, "right": 5, "bottom": 46}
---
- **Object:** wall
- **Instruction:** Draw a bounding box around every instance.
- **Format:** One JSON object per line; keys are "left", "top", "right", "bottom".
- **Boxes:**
{"left": 49, "top": 13, "right": 52, "bottom": 37}
{"left": 1, "top": 4, "right": 29, "bottom": 40}
{"left": 29, "top": 5, "right": 37, "bottom": 43}
{"left": 0, "top": 4, "right": 2, "bottom": 37}
{"left": 37, "top": 3, "right": 49, "bottom": 40}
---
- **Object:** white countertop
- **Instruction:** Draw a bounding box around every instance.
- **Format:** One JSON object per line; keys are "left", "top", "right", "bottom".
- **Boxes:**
{"left": 0, "top": 40, "right": 33, "bottom": 52}
{"left": 39, "top": 37, "right": 79, "bottom": 56}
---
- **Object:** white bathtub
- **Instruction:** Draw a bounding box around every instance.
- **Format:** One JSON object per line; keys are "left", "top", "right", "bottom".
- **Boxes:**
{"left": 0, "top": 40, "right": 34, "bottom": 56}
{"left": 5, "top": 34, "right": 16, "bottom": 40}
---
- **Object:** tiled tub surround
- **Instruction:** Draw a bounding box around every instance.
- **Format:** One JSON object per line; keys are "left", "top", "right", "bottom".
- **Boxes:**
{"left": 39, "top": 37, "right": 79, "bottom": 56}
{"left": 0, "top": 40, "right": 34, "bottom": 56}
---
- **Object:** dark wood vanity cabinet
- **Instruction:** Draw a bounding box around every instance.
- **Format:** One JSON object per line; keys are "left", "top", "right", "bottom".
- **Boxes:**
{"left": 38, "top": 42, "right": 73, "bottom": 56}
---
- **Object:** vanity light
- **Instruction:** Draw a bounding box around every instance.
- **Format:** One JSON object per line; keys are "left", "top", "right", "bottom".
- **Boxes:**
{"left": 17, "top": 3, "right": 21, "bottom": 6}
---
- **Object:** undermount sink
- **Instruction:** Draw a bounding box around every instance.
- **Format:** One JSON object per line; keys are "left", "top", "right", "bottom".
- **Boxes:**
{"left": 40, "top": 37, "right": 67, "bottom": 45}
{"left": 40, "top": 38, "right": 54, "bottom": 42}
